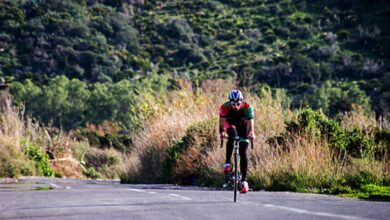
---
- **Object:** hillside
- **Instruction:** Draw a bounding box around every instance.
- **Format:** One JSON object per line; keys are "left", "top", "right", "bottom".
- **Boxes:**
{"left": 1, "top": 0, "right": 390, "bottom": 125}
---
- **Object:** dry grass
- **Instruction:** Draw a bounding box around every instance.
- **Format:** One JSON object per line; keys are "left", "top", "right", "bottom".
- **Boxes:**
{"left": 0, "top": 98, "right": 24, "bottom": 149}
{"left": 340, "top": 105, "right": 377, "bottom": 132}
{"left": 123, "top": 80, "right": 295, "bottom": 183}
{"left": 122, "top": 81, "right": 389, "bottom": 192}
{"left": 249, "top": 136, "right": 338, "bottom": 186}
{"left": 124, "top": 79, "right": 233, "bottom": 182}
{"left": 0, "top": 97, "right": 85, "bottom": 178}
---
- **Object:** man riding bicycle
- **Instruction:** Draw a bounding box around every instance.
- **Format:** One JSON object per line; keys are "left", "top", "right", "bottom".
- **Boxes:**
{"left": 219, "top": 89, "right": 255, "bottom": 193}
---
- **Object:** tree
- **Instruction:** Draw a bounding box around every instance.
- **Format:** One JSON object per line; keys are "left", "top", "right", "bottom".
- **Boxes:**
{"left": 291, "top": 54, "right": 321, "bottom": 84}
{"left": 319, "top": 81, "right": 371, "bottom": 117}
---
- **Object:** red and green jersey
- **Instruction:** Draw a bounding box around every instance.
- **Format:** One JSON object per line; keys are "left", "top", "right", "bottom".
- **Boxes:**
{"left": 219, "top": 101, "right": 254, "bottom": 125}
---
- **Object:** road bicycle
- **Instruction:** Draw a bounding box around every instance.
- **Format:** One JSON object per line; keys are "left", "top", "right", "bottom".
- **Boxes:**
{"left": 221, "top": 136, "right": 253, "bottom": 203}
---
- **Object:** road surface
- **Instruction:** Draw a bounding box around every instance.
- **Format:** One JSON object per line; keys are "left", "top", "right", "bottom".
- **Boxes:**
{"left": 0, "top": 177, "right": 389, "bottom": 220}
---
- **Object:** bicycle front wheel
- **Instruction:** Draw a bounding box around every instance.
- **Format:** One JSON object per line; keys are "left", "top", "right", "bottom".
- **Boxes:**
{"left": 233, "top": 153, "right": 238, "bottom": 202}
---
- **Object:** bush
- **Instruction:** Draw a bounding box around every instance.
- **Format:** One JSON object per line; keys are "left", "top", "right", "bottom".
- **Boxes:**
{"left": 344, "top": 171, "right": 380, "bottom": 189}
{"left": 159, "top": 19, "right": 194, "bottom": 42}
{"left": 346, "top": 128, "right": 375, "bottom": 158}
{"left": 374, "top": 129, "right": 390, "bottom": 158}
{"left": 84, "top": 167, "right": 101, "bottom": 179}
{"left": 291, "top": 54, "right": 320, "bottom": 83}
{"left": 84, "top": 148, "right": 122, "bottom": 179}
{"left": 76, "top": 128, "right": 133, "bottom": 153}
{"left": 0, "top": 150, "right": 34, "bottom": 178}
{"left": 22, "top": 140, "right": 54, "bottom": 177}
{"left": 169, "top": 118, "right": 219, "bottom": 185}
{"left": 268, "top": 171, "right": 305, "bottom": 191}
{"left": 161, "top": 140, "right": 186, "bottom": 183}
{"left": 172, "top": 43, "right": 206, "bottom": 66}
{"left": 284, "top": 108, "right": 376, "bottom": 158}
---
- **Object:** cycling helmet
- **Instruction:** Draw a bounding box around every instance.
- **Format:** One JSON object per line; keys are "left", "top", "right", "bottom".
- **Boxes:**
{"left": 228, "top": 89, "right": 243, "bottom": 101}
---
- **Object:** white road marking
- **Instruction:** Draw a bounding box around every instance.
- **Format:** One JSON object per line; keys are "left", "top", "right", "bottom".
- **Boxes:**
{"left": 263, "top": 204, "right": 370, "bottom": 220}
{"left": 126, "top": 188, "right": 191, "bottom": 201}
{"left": 126, "top": 188, "right": 145, "bottom": 193}
{"left": 48, "top": 183, "right": 61, "bottom": 189}
{"left": 169, "top": 193, "right": 192, "bottom": 201}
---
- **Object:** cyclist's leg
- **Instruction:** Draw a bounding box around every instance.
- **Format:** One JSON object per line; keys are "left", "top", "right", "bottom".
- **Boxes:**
{"left": 225, "top": 125, "right": 237, "bottom": 164}
{"left": 237, "top": 124, "right": 249, "bottom": 181}
{"left": 238, "top": 141, "right": 249, "bottom": 181}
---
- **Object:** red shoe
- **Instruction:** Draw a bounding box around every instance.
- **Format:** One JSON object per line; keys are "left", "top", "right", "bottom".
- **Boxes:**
{"left": 223, "top": 163, "right": 231, "bottom": 173}
{"left": 241, "top": 181, "right": 249, "bottom": 193}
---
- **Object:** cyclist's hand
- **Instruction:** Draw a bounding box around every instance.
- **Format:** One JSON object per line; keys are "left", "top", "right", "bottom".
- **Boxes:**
{"left": 220, "top": 131, "right": 226, "bottom": 140}
{"left": 248, "top": 132, "right": 255, "bottom": 141}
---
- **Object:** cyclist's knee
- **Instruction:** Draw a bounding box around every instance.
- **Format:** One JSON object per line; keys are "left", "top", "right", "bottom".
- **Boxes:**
{"left": 227, "top": 126, "right": 237, "bottom": 139}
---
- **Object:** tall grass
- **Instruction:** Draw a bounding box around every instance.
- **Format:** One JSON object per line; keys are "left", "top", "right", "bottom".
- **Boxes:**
{"left": 121, "top": 80, "right": 294, "bottom": 183}
{"left": 249, "top": 136, "right": 338, "bottom": 191}
{"left": 122, "top": 79, "right": 233, "bottom": 183}
{"left": 2, "top": 78, "right": 389, "bottom": 199}
{"left": 121, "top": 80, "right": 390, "bottom": 200}
{"left": 0, "top": 97, "right": 84, "bottom": 178}
{"left": 0, "top": 98, "right": 23, "bottom": 148}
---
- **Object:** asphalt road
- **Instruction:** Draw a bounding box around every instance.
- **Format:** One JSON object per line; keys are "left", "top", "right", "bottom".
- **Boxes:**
{"left": 0, "top": 177, "right": 389, "bottom": 220}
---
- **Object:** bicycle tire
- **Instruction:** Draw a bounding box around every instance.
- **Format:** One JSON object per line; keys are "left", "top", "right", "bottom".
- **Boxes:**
{"left": 233, "top": 148, "right": 238, "bottom": 202}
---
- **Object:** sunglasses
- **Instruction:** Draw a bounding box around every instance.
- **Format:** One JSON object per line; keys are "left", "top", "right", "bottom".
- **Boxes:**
{"left": 230, "top": 102, "right": 241, "bottom": 106}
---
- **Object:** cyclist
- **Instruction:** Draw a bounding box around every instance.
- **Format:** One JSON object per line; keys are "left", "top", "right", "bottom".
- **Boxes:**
{"left": 219, "top": 89, "right": 255, "bottom": 193}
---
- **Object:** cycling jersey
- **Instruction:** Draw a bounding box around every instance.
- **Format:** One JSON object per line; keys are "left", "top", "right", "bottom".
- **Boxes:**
{"left": 219, "top": 101, "right": 254, "bottom": 125}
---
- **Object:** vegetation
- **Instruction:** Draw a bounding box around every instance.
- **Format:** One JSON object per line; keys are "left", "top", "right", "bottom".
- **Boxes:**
{"left": 1, "top": 0, "right": 390, "bottom": 200}
{"left": 1, "top": 0, "right": 389, "bottom": 120}
{"left": 2, "top": 79, "right": 390, "bottom": 200}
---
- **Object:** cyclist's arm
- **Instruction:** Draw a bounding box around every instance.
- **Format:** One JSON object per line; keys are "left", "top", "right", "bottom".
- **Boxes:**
{"left": 219, "top": 117, "right": 226, "bottom": 138}
{"left": 219, "top": 103, "right": 229, "bottom": 138}
{"left": 247, "top": 118, "right": 254, "bottom": 134}
{"left": 247, "top": 118, "right": 255, "bottom": 140}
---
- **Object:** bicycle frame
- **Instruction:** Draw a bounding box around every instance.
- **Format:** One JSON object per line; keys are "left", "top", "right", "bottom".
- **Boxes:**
{"left": 221, "top": 137, "right": 253, "bottom": 203}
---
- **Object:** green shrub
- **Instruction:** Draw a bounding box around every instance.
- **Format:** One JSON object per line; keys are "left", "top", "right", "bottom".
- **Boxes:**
{"left": 346, "top": 128, "right": 375, "bottom": 158}
{"left": 167, "top": 118, "right": 219, "bottom": 185}
{"left": 284, "top": 108, "right": 376, "bottom": 158}
{"left": 0, "top": 157, "right": 19, "bottom": 178}
{"left": 217, "top": 30, "right": 237, "bottom": 41}
{"left": 84, "top": 148, "right": 121, "bottom": 179}
{"left": 161, "top": 139, "right": 186, "bottom": 183}
{"left": 76, "top": 129, "right": 133, "bottom": 153}
{"left": 344, "top": 171, "right": 380, "bottom": 189}
{"left": 268, "top": 171, "right": 304, "bottom": 191}
{"left": 265, "top": 170, "right": 335, "bottom": 193}
{"left": 374, "top": 128, "right": 390, "bottom": 157}
{"left": 159, "top": 19, "right": 194, "bottom": 42}
{"left": 84, "top": 167, "right": 101, "bottom": 179}
{"left": 360, "top": 184, "right": 390, "bottom": 201}
{"left": 264, "top": 29, "right": 276, "bottom": 43}
{"left": 291, "top": 55, "right": 320, "bottom": 83}
{"left": 172, "top": 43, "right": 206, "bottom": 66}
{"left": 22, "top": 140, "right": 54, "bottom": 177}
